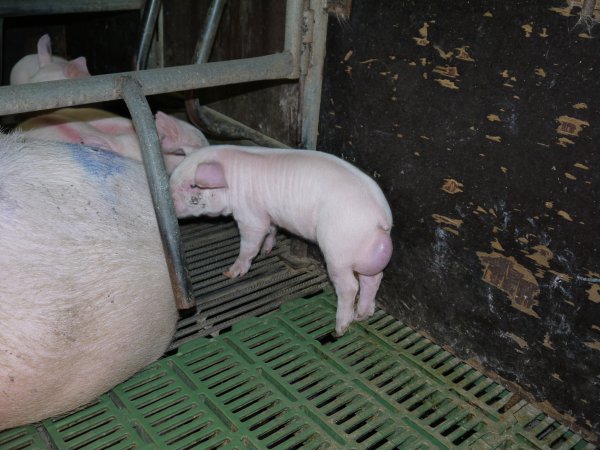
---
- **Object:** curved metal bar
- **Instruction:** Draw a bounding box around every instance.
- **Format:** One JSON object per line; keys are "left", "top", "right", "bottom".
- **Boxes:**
{"left": 135, "top": 0, "right": 162, "bottom": 71}
{"left": 119, "top": 76, "right": 196, "bottom": 311}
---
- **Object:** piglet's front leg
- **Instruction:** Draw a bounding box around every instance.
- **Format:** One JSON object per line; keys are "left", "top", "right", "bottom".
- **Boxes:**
{"left": 224, "top": 219, "right": 271, "bottom": 278}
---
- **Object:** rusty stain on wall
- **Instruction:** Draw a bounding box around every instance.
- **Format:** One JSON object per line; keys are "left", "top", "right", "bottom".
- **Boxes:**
{"left": 543, "top": 333, "right": 555, "bottom": 350}
{"left": 556, "top": 116, "right": 589, "bottom": 136}
{"left": 584, "top": 341, "right": 600, "bottom": 351}
{"left": 506, "top": 332, "right": 529, "bottom": 349}
{"left": 432, "top": 214, "right": 463, "bottom": 229}
{"left": 433, "top": 45, "right": 453, "bottom": 60}
{"left": 487, "top": 114, "right": 501, "bottom": 122}
{"left": 433, "top": 65, "right": 459, "bottom": 78}
{"left": 557, "top": 210, "right": 574, "bottom": 221}
{"left": 535, "top": 67, "right": 547, "bottom": 77}
{"left": 545, "top": 201, "right": 554, "bottom": 209}
{"left": 455, "top": 46, "right": 475, "bottom": 61}
{"left": 441, "top": 178, "right": 463, "bottom": 194}
{"left": 413, "top": 23, "right": 430, "bottom": 46}
{"left": 477, "top": 251, "right": 541, "bottom": 318}
{"left": 434, "top": 78, "right": 459, "bottom": 89}
{"left": 526, "top": 245, "right": 554, "bottom": 268}
{"left": 491, "top": 238, "right": 504, "bottom": 252}
{"left": 557, "top": 136, "right": 575, "bottom": 147}
{"left": 586, "top": 272, "right": 600, "bottom": 302}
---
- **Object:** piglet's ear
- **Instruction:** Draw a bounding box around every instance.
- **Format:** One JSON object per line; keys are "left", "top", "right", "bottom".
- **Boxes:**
{"left": 37, "top": 34, "right": 52, "bottom": 66}
{"left": 65, "top": 57, "right": 90, "bottom": 79}
{"left": 195, "top": 162, "right": 227, "bottom": 189}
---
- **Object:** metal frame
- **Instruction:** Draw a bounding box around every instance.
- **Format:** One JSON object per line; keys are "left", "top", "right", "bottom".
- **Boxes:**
{"left": 0, "top": 0, "right": 326, "bottom": 313}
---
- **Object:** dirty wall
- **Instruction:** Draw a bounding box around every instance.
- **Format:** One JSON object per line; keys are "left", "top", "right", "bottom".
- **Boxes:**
{"left": 318, "top": 0, "right": 600, "bottom": 441}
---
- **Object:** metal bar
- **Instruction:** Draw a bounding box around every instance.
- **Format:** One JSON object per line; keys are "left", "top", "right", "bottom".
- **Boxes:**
{"left": 284, "top": 0, "right": 304, "bottom": 78}
{"left": 193, "top": 0, "right": 227, "bottom": 64}
{"left": 187, "top": 0, "right": 304, "bottom": 143}
{"left": 119, "top": 76, "right": 196, "bottom": 311}
{"left": 0, "top": 52, "right": 295, "bottom": 115}
{"left": 301, "top": 0, "right": 329, "bottom": 149}
{"left": 0, "top": 0, "right": 142, "bottom": 16}
{"left": 185, "top": 0, "right": 228, "bottom": 133}
{"left": 193, "top": 106, "right": 290, "bottom": 148}
{"left": 135, "top": 0, "right": 162, "bottom": 70}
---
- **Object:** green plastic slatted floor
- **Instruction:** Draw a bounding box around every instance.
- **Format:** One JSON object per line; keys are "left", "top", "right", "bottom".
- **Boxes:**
{"left": 1, "top": 292, "right": 596, "bottom": 450}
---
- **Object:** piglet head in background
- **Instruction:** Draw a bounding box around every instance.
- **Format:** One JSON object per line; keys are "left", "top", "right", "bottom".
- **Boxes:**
{"left": 10, "top": 34, "right": 90, "bottom": 85}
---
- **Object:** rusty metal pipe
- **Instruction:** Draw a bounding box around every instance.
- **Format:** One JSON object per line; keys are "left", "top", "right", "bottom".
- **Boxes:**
{"left": 0, "top": 52, "right": 295, "bottom": 115}
{"left": 119, "top": 76, "right": 196, "bottom": 311}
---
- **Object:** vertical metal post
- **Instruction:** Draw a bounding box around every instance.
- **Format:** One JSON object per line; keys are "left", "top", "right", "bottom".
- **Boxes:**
{"left": 135, "top": 0, "right": 162, "bottom": 70}
{"left": 119, "top": 75, "right": 196, "bottom": 311}
{"left": 284, "top": 0, "right": 304, "bottom": 78}
{"left": 301, "top": 0, "right": 328, "bottom": 149}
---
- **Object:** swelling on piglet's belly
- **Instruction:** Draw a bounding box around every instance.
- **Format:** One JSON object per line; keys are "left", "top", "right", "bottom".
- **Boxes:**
{"left": 0, "top": 134, "right": 178, "bottom": 430}
{"left": 169, "top": 144, "right": 394, "bottom": 336}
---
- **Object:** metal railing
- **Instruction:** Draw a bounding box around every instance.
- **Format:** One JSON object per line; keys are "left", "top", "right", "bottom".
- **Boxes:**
{"left": 0, "top": 0, "right": 307, "bottom": 313}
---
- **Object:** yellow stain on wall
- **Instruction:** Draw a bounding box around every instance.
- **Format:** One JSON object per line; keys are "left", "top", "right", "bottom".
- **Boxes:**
{"left": 543, "top": 333, "right": 555, "bottom": 350}
{"left": 545, "top": 201, "right": 553, "bottom": 209}
{"left": 526, "top": 245, "right": 554, "bottom": 268}
{"left": 432, "top": 214, "right": 463, "bottom": 229}
{"left": 433, "top": 65, "right": 459, "bottom": 78}
{"left": 499, "top": 69, "right": 510, "bottom": 78}
{"left": 573, "top": 103, "right": 588, "bottom": 110}
{"left": 539, "top": 28, "right": 549, "bottom": 38}
{"left": 455, "top": 46, "right": 475, "bottom": 62}
{"left": 548, "top": 271, "right": 572, "bottom": 282}
{"left": 565, "top": 172, "right": 577, "bottom": 180}
{"left": 574, "top": 162, "right": 589, "bottom": 170}
{"left": 556, "top": 116, "right": 589, "bottom": 137}
{"left": 483, "top": 11, "right": 493, "bottom": 17}
{"left": 522, "top": 23, "right": 534, "bottom": 37}
{"left": 588, "top": 286, "right": 600, "bottom": 303}
{"left": 441, "top": 178, "right": 464, "bottom": 194}
{"left": 535, "top": 68, "right": 547, "bottom": 77}
{"left": 486, "top": 135, "right": 502, "bottom": 142}
{"left": 584, "top": 341, "right": 600, "bottom": 351}
{"left": 434, "top": 78, "right": 459, "bottom": 89}
{"left": 477, "top": 251, "right": 541, "bottom": 318}
{"left": 557, "top": 210, "right": 573, "bottom": 221}
{"left": 487, "top": 114, "right": 501, "bottom": 122}
{"left": 491, "top": 238, "right": 504, "bottom": 252}
{"left": 433, "top": 45, "right": 453, "bottom": 60}
{"left": 507, "top": 332, "right": 529, "bottom": 349}
{"left": 413, "top": 23, "right": 430, "bottom": 46}
{"left": 557, "top": 137, "right": 575, "bottom": 147}
{"left": 549, "top": 6, "right": 573, "bottom": 17}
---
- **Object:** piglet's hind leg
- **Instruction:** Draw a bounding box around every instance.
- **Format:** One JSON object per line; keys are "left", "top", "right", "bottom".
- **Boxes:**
{"left": 328, "top": 266, "right": 359, "bottom": 336}
{"left": 355, "top": 272, "right": 383, "bottom": 321}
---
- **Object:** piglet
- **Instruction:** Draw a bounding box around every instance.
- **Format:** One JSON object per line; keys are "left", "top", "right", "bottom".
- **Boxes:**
{"left": 10, "top": 34, "right": 90, "bottom": 85}
{"left": 169, "top": 145, "right": 393, "bottom": 336}
{"left": 19, "top": 109, "right": 209, "bottom": 173}
{"left": 0, "top": 133, "right": 178, "bottom": 430}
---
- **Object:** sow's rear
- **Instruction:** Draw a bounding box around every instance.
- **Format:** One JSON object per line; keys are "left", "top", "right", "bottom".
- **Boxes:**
{"left": 0, "top": 133, "right": 177, "bottom": 430}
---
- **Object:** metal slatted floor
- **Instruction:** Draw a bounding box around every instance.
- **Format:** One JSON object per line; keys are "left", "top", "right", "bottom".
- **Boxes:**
{"left": 1, "top": 293, "right": 596, "bottom": 449}
{"left": 0, "top": 221, "right": 596, "bottom": 449}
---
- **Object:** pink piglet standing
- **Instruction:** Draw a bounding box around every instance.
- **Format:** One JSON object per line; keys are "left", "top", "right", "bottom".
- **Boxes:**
{"left": 169, "top": 145, "right": 393, "bottom": 336}
{"left": 9, "top": 34, "right": 90, "bottom": 85}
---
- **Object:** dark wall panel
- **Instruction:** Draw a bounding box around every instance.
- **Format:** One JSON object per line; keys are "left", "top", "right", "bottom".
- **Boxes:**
{"left": 318, "top": 0, "right": 599, "bottom": 442}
